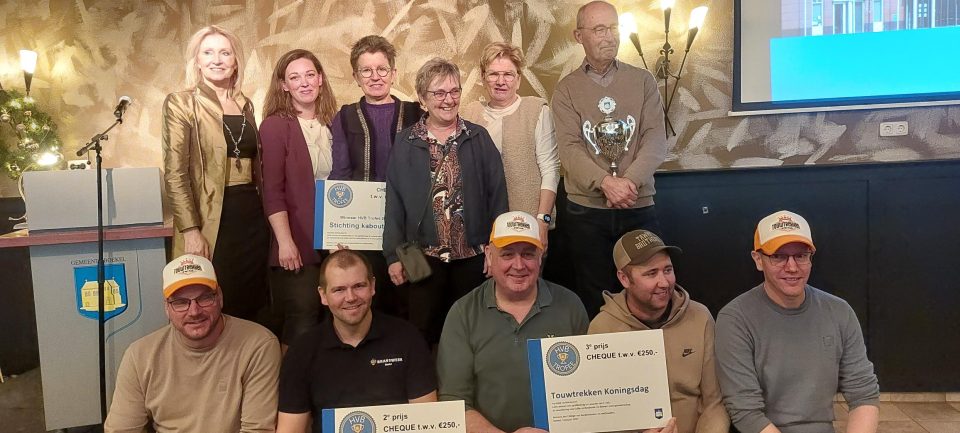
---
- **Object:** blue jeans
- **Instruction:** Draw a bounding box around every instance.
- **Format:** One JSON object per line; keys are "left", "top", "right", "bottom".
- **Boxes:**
{"left": 563, "top": 201, "right": 661, "bottom": 318}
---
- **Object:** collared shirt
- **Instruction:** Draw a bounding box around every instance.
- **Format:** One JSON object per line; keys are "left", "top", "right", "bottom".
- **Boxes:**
{"left": 582, "top": 58, "right": 620, "bottom": 87}
{"left": 278, "top": 314, "right": 436, "bottom": 433}
{"left": 437, "top": 278, "right": 589, "bottom": 432}
{"left": 410, "top": 115, "right": 482, "bottom": 262}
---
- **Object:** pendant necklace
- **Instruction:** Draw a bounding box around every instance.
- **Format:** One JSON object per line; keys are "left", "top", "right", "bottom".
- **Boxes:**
{"left": 223, "top": 116, "right": 246, "bottom": 171}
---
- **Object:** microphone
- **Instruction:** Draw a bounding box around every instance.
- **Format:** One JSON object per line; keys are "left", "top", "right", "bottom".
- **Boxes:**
{"left": 113, "top": 96, "right": 132, "bottom": 120}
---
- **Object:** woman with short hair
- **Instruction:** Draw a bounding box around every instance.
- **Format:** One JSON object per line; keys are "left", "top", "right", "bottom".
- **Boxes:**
{"left": 461, "top": 42, "right": 560, "bottom": 248}
{"left": 383, "top": 58, "right": 507, "bottom": 343}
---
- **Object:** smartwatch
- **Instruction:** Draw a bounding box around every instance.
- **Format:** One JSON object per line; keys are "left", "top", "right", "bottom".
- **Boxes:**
{"left": 536, "top": 213, "right": 552, "bottom": 224}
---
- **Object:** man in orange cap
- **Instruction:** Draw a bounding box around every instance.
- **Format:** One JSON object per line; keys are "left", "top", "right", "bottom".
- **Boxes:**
{"left": 105, "top": 254, "right": 281, "bottom": 433}
{"left": 437, "top": 211, "right": 588, "bottom": 433}
{"left": 715, "top": 211, "right": 879, "bottom": 433}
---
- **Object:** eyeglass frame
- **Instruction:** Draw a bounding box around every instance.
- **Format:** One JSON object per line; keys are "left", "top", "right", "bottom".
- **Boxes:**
{"left": 577, "top": 24, "right": 621, "bottom": 37}
{"left": 356, "top": 66, "right": 393, "bottom": 79}
{"left": 759, "top": 251, "right": 814, "bottom": 266}
{"left": 484, "top": 71, "right": 519, "bottom": 83}
{"left": 425, "top": 87, "right": 462, "bottom": 101}
{"left": 166, "top": 291, "right": 218, "bottom": 312}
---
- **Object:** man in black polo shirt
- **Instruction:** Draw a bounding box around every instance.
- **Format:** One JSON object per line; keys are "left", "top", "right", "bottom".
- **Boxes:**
{"left": 276, "top": 250, "right": 437, "bottom": 433}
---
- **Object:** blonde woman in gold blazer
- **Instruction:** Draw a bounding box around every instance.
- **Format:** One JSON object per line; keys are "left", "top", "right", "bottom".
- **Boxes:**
{"left": 162, "top": 25, "right": 269, "bottom": 322}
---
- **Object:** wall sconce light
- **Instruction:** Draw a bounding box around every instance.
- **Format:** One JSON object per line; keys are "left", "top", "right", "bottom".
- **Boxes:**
{"left": 624, "top": 4, "right": 708, "bottom": 137}
{"left": 20, "top": 50, "right": 38, "bottom": 96}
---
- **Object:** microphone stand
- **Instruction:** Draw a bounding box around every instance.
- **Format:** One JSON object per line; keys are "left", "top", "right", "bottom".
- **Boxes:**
{"left": 76, "top": 114, "right": 123, "bottom": 423}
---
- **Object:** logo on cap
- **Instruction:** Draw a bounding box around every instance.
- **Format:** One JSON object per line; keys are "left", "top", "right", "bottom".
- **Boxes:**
{"left": 772, "top": 215, "right": 801, "bottom": 231}
{"left": 174, "top": 258, "right": 203, "bottom": 275}
{"left": 634, "top": 231, "right": 659, "bottom": 250}
{"left": 506, "top": 215, "right": 531, "bottom": 232}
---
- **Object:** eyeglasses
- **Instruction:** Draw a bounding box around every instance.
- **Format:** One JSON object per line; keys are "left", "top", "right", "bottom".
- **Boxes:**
{"left": 484, "top": 71, "right": 518, "bottom": 83}
{"left": 167, "top": 292, "right": 218, "bottom": 312}
{"left": 761, "top": 252, "right": 814, "bottom": 266}
{"left": 357, "top": 66, "right": 392, "bottom": 78}
{"left": 578, "top": 24, "right": 620, "bottom": 37}
{"left": 426, "top": 87, "right": 462, "bottom": 101}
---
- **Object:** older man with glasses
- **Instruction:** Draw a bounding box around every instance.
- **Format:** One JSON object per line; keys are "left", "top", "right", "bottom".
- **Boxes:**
{"left": 715, "top": 211, "right": 880, "bottom": 433}
{"left": 104, "top": 254, "right": 281, "bottom": 433}
{"left": 551, "top": 0, "right": 668, "bottom": 318}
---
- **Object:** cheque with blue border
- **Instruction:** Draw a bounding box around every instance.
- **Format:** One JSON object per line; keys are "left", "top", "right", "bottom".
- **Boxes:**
{"left": 527, "top": 330, "right": 673, "bottom": 433}
{"left": 321, "top": 400, "right": 466, "bottom": 433}
{"left": 314, "top": 180, "right": 386, "bottom": 250}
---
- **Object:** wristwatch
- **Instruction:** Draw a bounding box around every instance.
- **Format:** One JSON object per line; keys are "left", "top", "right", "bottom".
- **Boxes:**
{"left": 536, "top": 213, "right": 552, "bottom": 224}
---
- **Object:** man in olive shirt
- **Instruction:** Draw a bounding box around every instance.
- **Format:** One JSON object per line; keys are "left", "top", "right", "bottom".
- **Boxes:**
{"left": 105, "top": 254, "right": 281, "bottom": 433}
{"left": 438, "top": 211, "right": 589, "bottom": 433}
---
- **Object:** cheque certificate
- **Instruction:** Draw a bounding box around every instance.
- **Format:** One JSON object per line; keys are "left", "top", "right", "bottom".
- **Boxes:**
{"left": 527, "top": 330, "right": 672, "bottom": 433}
{"left": 314, "top": 180, "right": 386, "bottom": 250}
{"left": 321, "top": 400, "right": 466, "bottom": 433}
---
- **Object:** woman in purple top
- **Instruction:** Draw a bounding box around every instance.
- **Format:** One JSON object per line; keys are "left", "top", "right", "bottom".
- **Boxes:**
{"left": 329, "top": 35, "right": 422, "bottom": 182}
{"left": 260, "top": 49, "right": 338, "bottom": 347}
{"left": 328, "top": 35, "right": 422, "bottom": 318}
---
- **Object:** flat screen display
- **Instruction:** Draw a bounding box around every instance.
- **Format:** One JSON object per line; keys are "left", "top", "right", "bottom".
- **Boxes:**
{"left": 734, "top": 0, "right": 960, "bottom": 114}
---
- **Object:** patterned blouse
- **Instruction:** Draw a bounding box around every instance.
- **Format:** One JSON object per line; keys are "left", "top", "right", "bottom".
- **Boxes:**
{"left": 410, "top": 116, "right": 483, "bottom": 262}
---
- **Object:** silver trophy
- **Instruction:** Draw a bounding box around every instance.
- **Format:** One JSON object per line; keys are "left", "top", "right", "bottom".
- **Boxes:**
{"left": 583, "top": 97, "right": 636, "bottom": 177}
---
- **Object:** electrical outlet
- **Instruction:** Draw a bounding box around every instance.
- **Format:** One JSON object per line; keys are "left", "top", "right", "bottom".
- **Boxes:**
{"left": 879, "top": 121, "right": 908, "bottom": 137}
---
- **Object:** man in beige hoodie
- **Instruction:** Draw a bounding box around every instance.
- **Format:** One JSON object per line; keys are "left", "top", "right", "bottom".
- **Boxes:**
{"left": 589, "top": 230, "right": 728, "bottom": 433}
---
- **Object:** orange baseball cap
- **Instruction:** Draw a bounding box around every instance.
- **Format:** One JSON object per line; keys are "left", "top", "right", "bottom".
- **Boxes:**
{"left": 754, "top": 210, "right": 816, "bottom": 254}
{"left": 162, "top": 254, "right": 218, "bottom": 298}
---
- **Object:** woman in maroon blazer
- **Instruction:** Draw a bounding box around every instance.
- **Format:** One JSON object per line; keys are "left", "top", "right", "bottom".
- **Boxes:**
{"left": 260, "top": 49, "right": 338, "bottom": 347}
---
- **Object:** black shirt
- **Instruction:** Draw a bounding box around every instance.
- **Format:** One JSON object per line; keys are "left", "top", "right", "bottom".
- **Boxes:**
{"left": 222, "top": 114, "right": 257, "bottom": 158}
{"left": 278, "top": 313, "right": 437, "bottom": 430}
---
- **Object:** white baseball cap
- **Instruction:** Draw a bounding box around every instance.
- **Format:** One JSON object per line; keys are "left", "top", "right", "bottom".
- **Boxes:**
{"left": 754, "top": 210, "right": 816, "bottom": 254}
{"left": 489, "top": 211, "right": 543, "bottom": 250}
{"left": 162, "top": 254, "right": 218, "bottom": 298}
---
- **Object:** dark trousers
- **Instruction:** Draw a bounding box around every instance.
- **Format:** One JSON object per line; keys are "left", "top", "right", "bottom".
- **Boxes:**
{"left": 563, "top": 201, "right": 661, "bottom": 318}
{"left": 268, "top": 264, "right": 323, "bottom": 345}
{"left": 361, "top": 250, "right": 403, "bottom": 317}
{"left": 400, "top": 254, "right": 486, "bottom": 344}
{"left": 213, "top": 184, "right": 269, "bottom": 323}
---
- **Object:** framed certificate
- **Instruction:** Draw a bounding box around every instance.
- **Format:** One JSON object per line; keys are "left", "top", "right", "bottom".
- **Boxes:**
{"left": 321, "top": 400, "right": 466, "bottom": 433}
{"left": 527, "top": 330, "right": 672, "bottom": 433}
{"left": 314, "top": 180, "right": 386, "bottom": 250}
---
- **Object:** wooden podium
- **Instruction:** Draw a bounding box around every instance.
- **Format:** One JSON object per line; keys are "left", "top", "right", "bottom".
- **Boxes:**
{"left": 0, "top": 167, "right": 172, "bottom": 430}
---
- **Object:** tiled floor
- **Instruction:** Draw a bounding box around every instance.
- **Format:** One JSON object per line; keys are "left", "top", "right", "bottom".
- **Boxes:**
{"left": 2, "top": 367, "right": 959, "bottom": 432}
{"left": 834, "top": 401, "right": 960, "bottom": 433}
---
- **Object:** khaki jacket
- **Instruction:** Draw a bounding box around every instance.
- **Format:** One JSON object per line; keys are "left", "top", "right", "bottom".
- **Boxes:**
{"left": 162, "top": 83, "right": 261, "bottom": 258}
{"left": 589, "top": 286, "right": 729, "bottom": 433}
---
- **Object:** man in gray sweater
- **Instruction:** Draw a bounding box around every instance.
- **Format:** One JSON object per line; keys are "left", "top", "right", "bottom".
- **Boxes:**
{"left": 715, "top": 211, "right": 879, "bottom": 433}
{"left": 552, "top": 0, "right": 667, "bottom": 318}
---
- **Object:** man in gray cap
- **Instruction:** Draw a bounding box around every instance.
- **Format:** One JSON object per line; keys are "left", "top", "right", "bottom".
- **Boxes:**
{"left": 589, "top": 230, "right": 728, "bottom": 433}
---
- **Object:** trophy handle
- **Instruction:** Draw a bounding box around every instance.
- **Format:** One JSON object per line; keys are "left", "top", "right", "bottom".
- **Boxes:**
{"left": 583, "top": 121, "right": 601, "bottom": 155}
{"left": 623, "top": 116, "right": 637, "bottom": 151}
